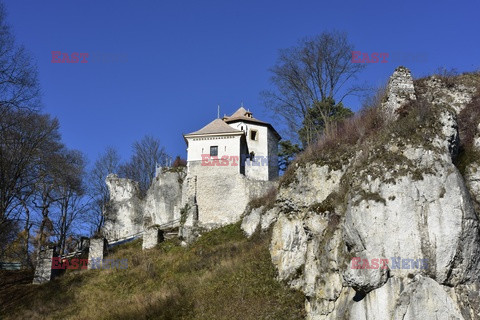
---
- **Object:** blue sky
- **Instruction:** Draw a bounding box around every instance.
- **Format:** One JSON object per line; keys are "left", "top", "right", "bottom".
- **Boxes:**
{"left": 4, "top": 0, "right": 479, "bottom": 165}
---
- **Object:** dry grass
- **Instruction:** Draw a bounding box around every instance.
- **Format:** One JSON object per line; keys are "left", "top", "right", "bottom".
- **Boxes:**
{"left": 281, "top": 76, "right": 475, "bottom": 188}
{"left": 280, "top": 71, "right": 480, "bottom": 188}
{"left": 1, "top": 224, "right": 305, "bottom": 320}
{"left": 281, "top": 88, "right": 387, "bottom": 187}
{"left": 248, "top": 187, "right": 278, "bottom": 211}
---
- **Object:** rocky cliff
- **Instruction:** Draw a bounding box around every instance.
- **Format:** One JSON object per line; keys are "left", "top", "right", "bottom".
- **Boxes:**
{"left": 103, "top": 169, "right": 186, "bottom": 241}
{"left": 242, "top": 67, "right": 480, "bottom": 319}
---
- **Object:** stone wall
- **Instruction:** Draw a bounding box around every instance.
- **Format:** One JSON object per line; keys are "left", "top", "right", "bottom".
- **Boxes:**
{"left": 189, "top": 161, "right": 277, "bottom": 229}
{"left": 267, "top": 129, "right": 280, "bottom": 180}
{"left": 104, "top": 163, "right": 277, "bottom": 240}
{"left": 381, "top": 66, "right": 416, "bottom": 118}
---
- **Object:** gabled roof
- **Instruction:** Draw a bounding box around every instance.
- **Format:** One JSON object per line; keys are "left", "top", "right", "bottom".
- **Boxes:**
{"left": 223, "top": 107, "right": 266, "bottom": 124}
{"left": 229, "top": 107, "right": 251, "bottom": 118}
{"left": 223, "top": 107, "right": 281, "bottom": 140}
{"left": 185, "top": 118, "right": 242, "bottom": 136}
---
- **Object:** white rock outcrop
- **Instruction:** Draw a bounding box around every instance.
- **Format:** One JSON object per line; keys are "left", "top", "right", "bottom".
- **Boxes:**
{"left": 103, "top": 174, "right": 144, "bottom": 241}
{"left": 465, "top": 124, "right": 480, "bottom": 206}
{"left": 270, "top": 67, "right": 480, "bottom": 320}
{"left": 419, "top": 76, "right": 476, "bottom": 114}
{"left": 241, "top": 206, "right": 263, "bottom": 237}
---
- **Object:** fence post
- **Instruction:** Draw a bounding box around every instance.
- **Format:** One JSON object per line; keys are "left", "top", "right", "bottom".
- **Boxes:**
{"left": 143, "top": 226, "right": 164, "bottom": 250}
{"left": 88, "top": 238, "right": 108, "bottom": 270}
{"left": 32, "top": 246, "right": 56, "bottom": 284}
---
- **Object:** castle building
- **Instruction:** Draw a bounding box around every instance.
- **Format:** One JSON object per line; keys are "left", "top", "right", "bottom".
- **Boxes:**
{"left": 183, "top": 107, "right": 281, "bottom": 181}
{"left": 102, "top": 106, "right": 281, "bottom": 243}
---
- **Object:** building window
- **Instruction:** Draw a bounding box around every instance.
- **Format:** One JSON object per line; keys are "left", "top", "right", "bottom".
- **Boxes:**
{"left": 210, "top": 146, "right": 218, "bottom": 157}
{"left": 250, "top": 129, "right": 258, "bottom": 141}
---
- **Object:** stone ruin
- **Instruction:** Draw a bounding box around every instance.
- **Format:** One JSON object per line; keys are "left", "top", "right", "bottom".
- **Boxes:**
{"left": 381, "top": 66, "right": 416, "bottom": 118}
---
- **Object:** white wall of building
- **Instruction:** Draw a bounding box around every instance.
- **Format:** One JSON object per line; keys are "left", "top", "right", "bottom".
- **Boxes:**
{"left": 228, "top": 122, "right": 272, "bottom": 181}
{"left": 186, "top": 134, "right": 242, "bottom": 162}
{"left": 267, "top": 129, "right": 280, "bottom": 180}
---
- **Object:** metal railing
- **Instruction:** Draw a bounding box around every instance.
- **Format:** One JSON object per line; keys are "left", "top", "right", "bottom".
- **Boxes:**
{"left": 108, "top": 218, "right": 182, "bottom": 248}
{"left": 156, "top": 218, "right": 181, "bottom": 230}
{"left": 57, "top": 219, "right": 183, "bottom": 257}
{"left": 0, "top": 262, "right": 21, "bottom": 270}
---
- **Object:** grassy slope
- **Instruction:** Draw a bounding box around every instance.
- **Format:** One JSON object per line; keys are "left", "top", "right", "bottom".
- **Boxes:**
{"left": 0, "top": 223, "right": 305, "bottom": 320}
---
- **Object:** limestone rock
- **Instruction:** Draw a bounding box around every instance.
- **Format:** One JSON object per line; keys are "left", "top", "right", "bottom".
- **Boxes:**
{"left": 241, "top": 206, "right": 262, "bottom": 237}
{"left": 419, "top": 76, "right": 476, "bottom": 114}
{"left": 464, "top": 124, "right": 480, "bottom": 207}
{"left": 261, "top": 207, "right": 279, "bottom": 230}
{"left": 466, "top": 163, "right": 480, "bottom": 205}
{"left": 103, "top": 174, "right": 144, "bottom": 241}
{"left": 143, "top": 170, "right": 185, "bottom": 226}
{"left": 240, "top": 206, "right": 280, "bottom": 238}
{"left": 348, "top": 276, "right": 465, "bottom": 320}
{"left": 270, "top": 215, "right": 308, "bottom": 289}
{"left": 269, "top": 67, "right": 480, "bottom": 320}
{"left": 474, "top": 124, "right": 480, "bottom": 150}
{"left": 277, "top": 163, "right": 345, "bottom": 215}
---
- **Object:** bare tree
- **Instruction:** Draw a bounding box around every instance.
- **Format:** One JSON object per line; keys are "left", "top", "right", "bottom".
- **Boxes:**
{"left": 119, "top": 135, "right": 169, "bottom": 195}
{"left": 51, "top": 149, "right": 87, "bottom": 255}
{"left": 262, "top": 31, "right": 366, "bottom": 144}
{"left": 33, "top": 146, "right": 67, "bottom": 251}
{"left": 0, "top": 3, "right": 40, "bottom": 114}
{"left": 0, "top": 111, "right": 61, "bottom": 226}
{"left": 88, "top": 147, "right": 120, "bottom": 234}
{"left": 0, "top": 2, "right": 42, "bottom": 261}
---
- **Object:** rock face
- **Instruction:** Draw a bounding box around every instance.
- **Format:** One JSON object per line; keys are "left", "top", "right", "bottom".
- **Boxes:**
{"left": 103, "top": 170, "right": 185, "bottom": 242}
{"left": 143, "top": 170, "right": 185, "bottom": 226}
{"left": 270, "top": 67, "right": 480, "bottom": 319}
{"left": 103, "top": 174, "right": 144, "bottom": 241}
{"left": 465, "top": 124, "right": 480, "bottom": 207}
{"left": 417, "top": 76, "right": 477, "bottom": 114}
{"left": 241, "top": 206, "right": 279, "bottom": 237}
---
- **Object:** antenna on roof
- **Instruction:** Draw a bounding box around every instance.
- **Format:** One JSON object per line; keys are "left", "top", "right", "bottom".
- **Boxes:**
{"left": 217, "top": 105, "right": 220, "bottom": 119}
{"left": 241, "top": 101, "right": 244, "bottom": 107}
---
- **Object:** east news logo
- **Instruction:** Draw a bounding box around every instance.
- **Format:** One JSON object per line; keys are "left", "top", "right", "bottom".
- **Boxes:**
{"left": 351, "top": 51, "right": 389, "bottom": 63}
